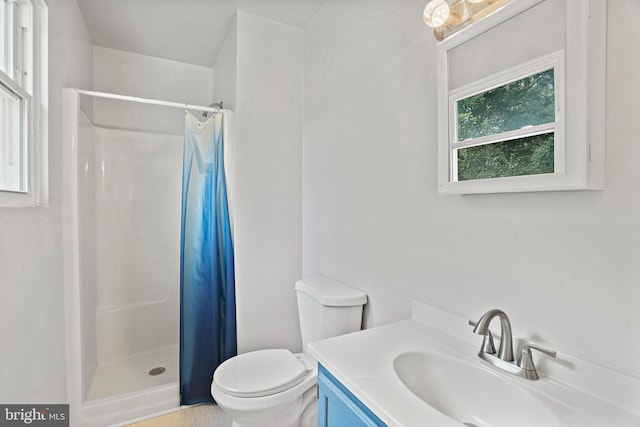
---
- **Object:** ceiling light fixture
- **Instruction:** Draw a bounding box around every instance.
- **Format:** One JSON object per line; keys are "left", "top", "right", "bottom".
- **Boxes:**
{"left": 423, "top": 0, "right": 510, "bottom": 41}
{"left": 423, "top": 0, "right": 451, "bottom": 28}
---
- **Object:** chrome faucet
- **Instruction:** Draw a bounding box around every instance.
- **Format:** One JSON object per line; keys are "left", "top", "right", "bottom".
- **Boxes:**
{"left": 470, "top": 309, "right": 556, "bottom": 380}
{"left": 471, "top": 308, "right": 514, "bottom": 362}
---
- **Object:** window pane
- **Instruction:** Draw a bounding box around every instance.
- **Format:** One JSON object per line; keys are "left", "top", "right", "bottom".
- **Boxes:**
{"left": 457, "top": 133, "right": 554, "bottom": 181}
{"left": 457, "top": 69, "right": 555, "bottom": 141}
{"left": 0, "top": 81, "right": 25, "bottom": 192}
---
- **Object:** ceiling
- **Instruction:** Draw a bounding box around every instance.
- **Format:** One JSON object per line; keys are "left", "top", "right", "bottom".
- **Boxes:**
{"left": 77, "top": 0, "right": 328, "bottom": 67}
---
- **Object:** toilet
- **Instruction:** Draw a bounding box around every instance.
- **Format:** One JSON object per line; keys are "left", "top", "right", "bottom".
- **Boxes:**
{"left": 211, "top": 277, "right": 367, "bottom": 427}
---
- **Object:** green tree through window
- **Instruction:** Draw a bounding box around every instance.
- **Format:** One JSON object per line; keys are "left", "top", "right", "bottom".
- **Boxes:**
{"left": 455, "top": 69, "right": 555, "bottom": 181}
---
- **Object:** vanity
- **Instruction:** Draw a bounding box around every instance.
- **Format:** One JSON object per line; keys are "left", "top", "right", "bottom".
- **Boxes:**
{"left": 308, "top": 301, "right": 640, "bottom": 427}
{"left": 317, "top": 364, "right": 386, "bottom": 426}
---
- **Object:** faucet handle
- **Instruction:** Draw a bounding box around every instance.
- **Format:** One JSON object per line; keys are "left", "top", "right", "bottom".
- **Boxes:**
{"left": 522, "top": 343, "right": 556, "bottom": 358}
{"left": 517, "top": 343, "right": 556, "bottom": 379}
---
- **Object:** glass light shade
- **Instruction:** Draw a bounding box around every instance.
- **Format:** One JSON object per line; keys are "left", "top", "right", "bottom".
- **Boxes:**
{"left": 423, "top": 0, "right": 450, "bottom": 28}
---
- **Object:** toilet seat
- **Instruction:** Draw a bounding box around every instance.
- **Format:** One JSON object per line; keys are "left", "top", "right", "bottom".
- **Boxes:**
{"left": 214, "top": 349, "right": 307, "bottom": 398}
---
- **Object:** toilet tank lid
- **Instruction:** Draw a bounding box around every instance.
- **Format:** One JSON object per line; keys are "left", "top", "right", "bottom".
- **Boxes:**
{"left": 295, "top": 277, "right": 367, "bottom": 307}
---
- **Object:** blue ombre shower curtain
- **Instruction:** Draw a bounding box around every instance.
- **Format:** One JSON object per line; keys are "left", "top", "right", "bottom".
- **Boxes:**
{"left": 180, "top": 111, "right": 236, "bottom": 405}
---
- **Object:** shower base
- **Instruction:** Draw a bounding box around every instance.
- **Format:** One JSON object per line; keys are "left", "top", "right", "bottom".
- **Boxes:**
{"left": 88, "top": 344, "right": 178, "bottom": 400}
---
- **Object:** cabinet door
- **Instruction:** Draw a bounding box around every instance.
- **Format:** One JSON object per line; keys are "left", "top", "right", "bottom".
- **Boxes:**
{"left": 318, "top": 364, "right": 386, "bottom": 427}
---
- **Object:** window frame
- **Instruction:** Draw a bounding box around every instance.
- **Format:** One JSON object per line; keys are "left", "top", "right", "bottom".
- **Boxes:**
{"left": 448, "top": 51, "right": 565, "bottom": 184}
{"left": 0, "top": 67, "right": 31, "bottom": 193}
{"left": 0, "top": 0, "right": 47, "bottom": 207}
{"left": 436, "top": 0, "right": 605, "bottom": 195}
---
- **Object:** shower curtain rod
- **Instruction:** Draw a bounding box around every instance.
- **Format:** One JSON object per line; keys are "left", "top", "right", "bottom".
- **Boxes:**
{"left": 76, "top": 89, "right": 229, "bottom": 114}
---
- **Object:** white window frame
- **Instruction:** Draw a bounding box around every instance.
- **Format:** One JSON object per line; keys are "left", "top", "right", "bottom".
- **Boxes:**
{"left": 0, "top": 68, "right": 30, "bottom": 193}
{"left": 448, "top": 51, "right": 564, "bottom": 184}
{"left": 436, "top": 0, "right": 606, "bottom": 195}
{"left": 0, "top": 0, "right": 47, "bottom": 207}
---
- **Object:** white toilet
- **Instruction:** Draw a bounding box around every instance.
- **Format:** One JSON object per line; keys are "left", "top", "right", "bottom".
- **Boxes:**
{"left": 211, "top": 277, "right": 367, "bottom": 427}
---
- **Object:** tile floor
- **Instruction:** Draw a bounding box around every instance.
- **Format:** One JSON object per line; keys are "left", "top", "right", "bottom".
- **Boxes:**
{"left": 126, "top": 405, "right": 232, "bottom": 427}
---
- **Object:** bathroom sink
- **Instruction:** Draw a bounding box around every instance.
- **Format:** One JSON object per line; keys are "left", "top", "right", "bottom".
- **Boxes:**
{"left": 393, "top": 352, "right": 561, "bottom": 427}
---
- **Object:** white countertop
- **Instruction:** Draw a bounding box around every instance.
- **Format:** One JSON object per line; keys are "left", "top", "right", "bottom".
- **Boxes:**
{"left": 307, "top": 301, "right": 640, "bottom": 427}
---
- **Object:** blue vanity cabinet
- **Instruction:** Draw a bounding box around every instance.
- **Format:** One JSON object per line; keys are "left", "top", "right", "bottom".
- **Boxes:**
{"left": 318, "top": 364, "right": 387, "bottom": 427}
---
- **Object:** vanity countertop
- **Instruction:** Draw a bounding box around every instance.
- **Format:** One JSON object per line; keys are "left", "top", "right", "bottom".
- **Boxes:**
{"left": 307, "top": 301, "right": 640, "bottom": 427}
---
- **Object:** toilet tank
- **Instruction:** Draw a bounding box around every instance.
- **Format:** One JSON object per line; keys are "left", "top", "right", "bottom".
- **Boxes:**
{"left": 295, "top": 277, "right": 367, "bottom": 351}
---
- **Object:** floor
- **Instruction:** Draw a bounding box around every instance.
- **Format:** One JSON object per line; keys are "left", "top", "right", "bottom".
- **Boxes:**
{"left": 88, "top": 345, "right": 178, "bottom": 400}
{"left": 127, "top": 405, "right": 232, "bottom": 427}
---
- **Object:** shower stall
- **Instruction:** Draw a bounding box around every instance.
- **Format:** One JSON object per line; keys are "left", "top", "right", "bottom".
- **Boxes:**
{"left": 62, "top": 89, "right": 226, "bottom": 425}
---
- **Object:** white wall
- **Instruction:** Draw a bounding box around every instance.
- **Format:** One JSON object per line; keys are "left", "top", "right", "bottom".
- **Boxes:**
{"left": 213, "top": 16, "right": 238, "bottom": 112}
{"left": 231, "top": 12, "right": 304, "bottom": 353}
{"left": 92, "top": 47, "right": 214, "bottom": 135}
{"left": 0, "top": 0, "right": 93, "bottom": 403}
{"left": 213, "top": 16, "right": 238, "bottom": 249}
{"left": 303, "top": 0, "right": 640, "bottom": 374}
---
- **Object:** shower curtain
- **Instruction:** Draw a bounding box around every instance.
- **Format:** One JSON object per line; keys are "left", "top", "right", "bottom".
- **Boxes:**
{"left": 180, "top": 111, "right": 236, "bottom": 405}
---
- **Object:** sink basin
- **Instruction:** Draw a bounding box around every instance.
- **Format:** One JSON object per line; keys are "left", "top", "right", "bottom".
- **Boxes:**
{"left": 393, "top": 352, "right": 561, "bottom": 427}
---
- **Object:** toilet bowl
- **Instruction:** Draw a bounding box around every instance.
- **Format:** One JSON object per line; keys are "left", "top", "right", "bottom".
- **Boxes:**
{"left": 211, "top": 351, "right": 318, "bottom": 427}
{"left": 210, "top": 277, "right": 367, "bottom": 427}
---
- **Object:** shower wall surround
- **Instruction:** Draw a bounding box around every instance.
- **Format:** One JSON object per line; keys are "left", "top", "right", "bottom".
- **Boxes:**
{"left": 303, "top": 0, "right": 640, "bottom": 375}
{"left": 77, "top": 110, "right": 98, "bottom": 401}
{"left": 63, "top": 46, "right": 217, "bottom": 425}
{"left": 91, "top": 127, "right": 182, "bottom": 366}
{"left": 90, "top": 46, "right": 216, "bottom": 374}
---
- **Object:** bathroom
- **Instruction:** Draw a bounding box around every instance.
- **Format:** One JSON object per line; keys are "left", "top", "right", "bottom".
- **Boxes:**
{"left": 1, "top": 0, "right": 639, "bottom": 426}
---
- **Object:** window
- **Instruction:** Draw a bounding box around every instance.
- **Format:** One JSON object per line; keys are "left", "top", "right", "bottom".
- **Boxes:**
{"left": 449, "top": 52, "right": 562, "bottom": 183}
{"left": 0, "top": 71, "right": 29, "bottom": 192}
{"left": 436, "top": 0, "right": 605, "bottom": 195}
{"left": 0, "top": 0, "right": 47, "bottom": 207}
